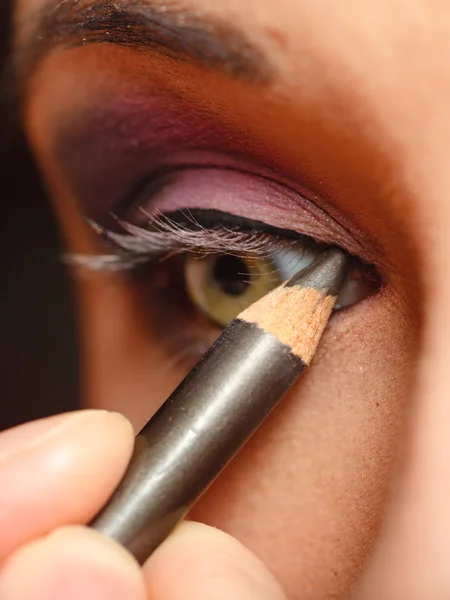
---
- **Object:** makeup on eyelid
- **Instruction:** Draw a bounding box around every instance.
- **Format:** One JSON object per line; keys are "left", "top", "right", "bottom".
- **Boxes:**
{"left": 124, "top": 167, "right": 360, "bottom": 251}
{"left": 54, "top": 90, "right": 380, "bottom": 264}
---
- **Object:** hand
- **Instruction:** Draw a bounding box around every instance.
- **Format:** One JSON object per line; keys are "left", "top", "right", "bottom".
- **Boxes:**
{"left": 0, "top": 410, "right": 286, "bottom": 600}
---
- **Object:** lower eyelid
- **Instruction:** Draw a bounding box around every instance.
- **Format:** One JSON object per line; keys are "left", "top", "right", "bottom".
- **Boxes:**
{"left": 131, "top": 260, "right": 221, "bottom": 368}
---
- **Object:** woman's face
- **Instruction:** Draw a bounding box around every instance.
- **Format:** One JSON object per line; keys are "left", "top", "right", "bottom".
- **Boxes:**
{"left": 12, "top": 0, "right": 450, "bottom": 597}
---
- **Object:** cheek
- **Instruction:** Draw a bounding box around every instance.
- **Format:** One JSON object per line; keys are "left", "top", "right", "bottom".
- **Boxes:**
{"left": 77, "top": 273, "right": 416, "bottom": 600}
{"left": 190, "top": 292, "right": 415, "bottom": 599}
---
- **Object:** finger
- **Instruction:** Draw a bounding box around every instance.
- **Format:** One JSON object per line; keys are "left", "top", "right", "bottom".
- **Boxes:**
{"left": 0, "top": 526, "right": 146, "bottom": 600}
{"left": 144, "top": 521, "right": 287, "bottom": 600}
{"left": 0, "top": 410, "right": 134, "bottom": 563}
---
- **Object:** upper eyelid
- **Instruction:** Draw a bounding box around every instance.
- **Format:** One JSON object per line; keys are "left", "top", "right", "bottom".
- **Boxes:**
{"left": 31, "top": 75, "right": 385, "bottom": 271}
{"left": 124, "top": 161, "right": 381, "bottom": 265}
{"left": 61, "top": 147, "right": 383, "bottom": 269}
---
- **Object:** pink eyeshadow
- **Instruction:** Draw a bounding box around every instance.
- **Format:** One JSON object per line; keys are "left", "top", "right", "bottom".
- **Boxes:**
{"left": 130, "top": 168, "right": 370, "bottom": 258}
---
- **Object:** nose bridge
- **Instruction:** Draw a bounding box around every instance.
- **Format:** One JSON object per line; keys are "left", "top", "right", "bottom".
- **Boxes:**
{"left": 335, "top": 5, "right": 450, "bottom": 320}
{"left": 330, "top": 17, "right": 450, "bottom": 592}
{"left": 338, "top": 9, "right": 450, "bottom": 587}
{"left": 368, "top": 85, "right": 450, "bottom": 599}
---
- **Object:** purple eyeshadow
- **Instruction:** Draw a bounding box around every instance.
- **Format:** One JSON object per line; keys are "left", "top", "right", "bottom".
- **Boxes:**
{"left": 54, "top": 90, "right": 270, "bottom": 219}
{"left": 53, "top": 88, "right": 375, "bottom": 261}
{"left": 126, "top": 167, "right": 351, "bottom": 249}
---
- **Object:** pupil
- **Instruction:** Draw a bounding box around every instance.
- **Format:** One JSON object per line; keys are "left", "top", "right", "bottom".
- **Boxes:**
{"left": 213, "top": 255, "right": 251, "bottom": 296}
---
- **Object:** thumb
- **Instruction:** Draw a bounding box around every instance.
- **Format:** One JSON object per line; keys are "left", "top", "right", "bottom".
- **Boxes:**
{"left": 0, "top": 410, "right": 134, "bottom": 563}
{"left": 143, "top": 521, "right": 287, "bottom": 600}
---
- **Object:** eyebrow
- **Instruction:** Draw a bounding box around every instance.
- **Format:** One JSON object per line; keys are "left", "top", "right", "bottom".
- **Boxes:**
{"left": 15, "top": 0, "right": 272, "bottom": 84}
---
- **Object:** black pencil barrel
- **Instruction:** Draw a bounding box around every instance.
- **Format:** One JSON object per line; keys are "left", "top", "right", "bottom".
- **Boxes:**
{"left": 90, "top": 320, "right": 305, "bottom": 563}
{"left": 90, "top": 248, "right": 348, "bottom": 563}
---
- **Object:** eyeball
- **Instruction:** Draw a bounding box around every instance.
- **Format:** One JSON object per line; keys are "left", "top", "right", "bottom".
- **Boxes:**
{"left": 184, "top": 244, "right": 319, "bottom": 327}
{"left": 185, "top": 247, "right": 379, "bottom": 327}
{"left": 185, "top": 253, "right": 283, "bottom": 327}
{"left": 334, "top": 261, "right": 380, "bottom": 309}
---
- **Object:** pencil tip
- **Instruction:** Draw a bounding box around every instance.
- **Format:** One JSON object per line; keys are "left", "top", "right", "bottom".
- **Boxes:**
{"left": 286, "top": 248, "right": 348, "bottom": 295}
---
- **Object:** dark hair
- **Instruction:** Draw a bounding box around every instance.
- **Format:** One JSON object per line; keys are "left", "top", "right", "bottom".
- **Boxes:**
{"left": 0, "top": 0, "right": 79, "bottom": 431}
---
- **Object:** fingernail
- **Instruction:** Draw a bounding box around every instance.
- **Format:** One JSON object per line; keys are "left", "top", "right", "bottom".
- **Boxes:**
{"left": 0, "top": 526, "right": 146, "bottom": 600}
{"left": 145, "top": 521, "right": 287, "bottom": 600}
{"left": 0, "top": 410, "right": 129, "bottom": 463}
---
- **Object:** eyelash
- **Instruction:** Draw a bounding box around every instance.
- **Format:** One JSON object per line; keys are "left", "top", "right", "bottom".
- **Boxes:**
{"left": 65, "top": 210, "right": 317, "bottom": 272}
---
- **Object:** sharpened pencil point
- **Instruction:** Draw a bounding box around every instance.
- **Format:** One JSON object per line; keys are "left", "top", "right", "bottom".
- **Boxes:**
{"left": 285, "top": 248, "right": 348, "bottom": 295}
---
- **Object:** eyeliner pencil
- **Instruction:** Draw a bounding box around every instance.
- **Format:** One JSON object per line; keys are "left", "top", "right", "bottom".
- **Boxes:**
{"left": 90, "top": 248, "right": 348, "bottom": 563}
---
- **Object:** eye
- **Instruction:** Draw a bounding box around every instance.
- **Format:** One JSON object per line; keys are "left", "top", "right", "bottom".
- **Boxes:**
{"left": 184, "top": 241, "right": 377, "bottom": 328}
{"left": 184, "top": 242, "right": 317, "bottom": 327}
{"left": 67, "top": 161, "right": 381, "bottom": 360}
{"left": 80, "top": 202, "right": 380, "bottom": 334}
{"left": 185, "top": 253, "right": 288, "bottom": 327}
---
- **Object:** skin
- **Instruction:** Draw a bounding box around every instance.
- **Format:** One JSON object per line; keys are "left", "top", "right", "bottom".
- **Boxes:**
{"left": 3, "top": 0, "right": 450, "bottom": 598}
